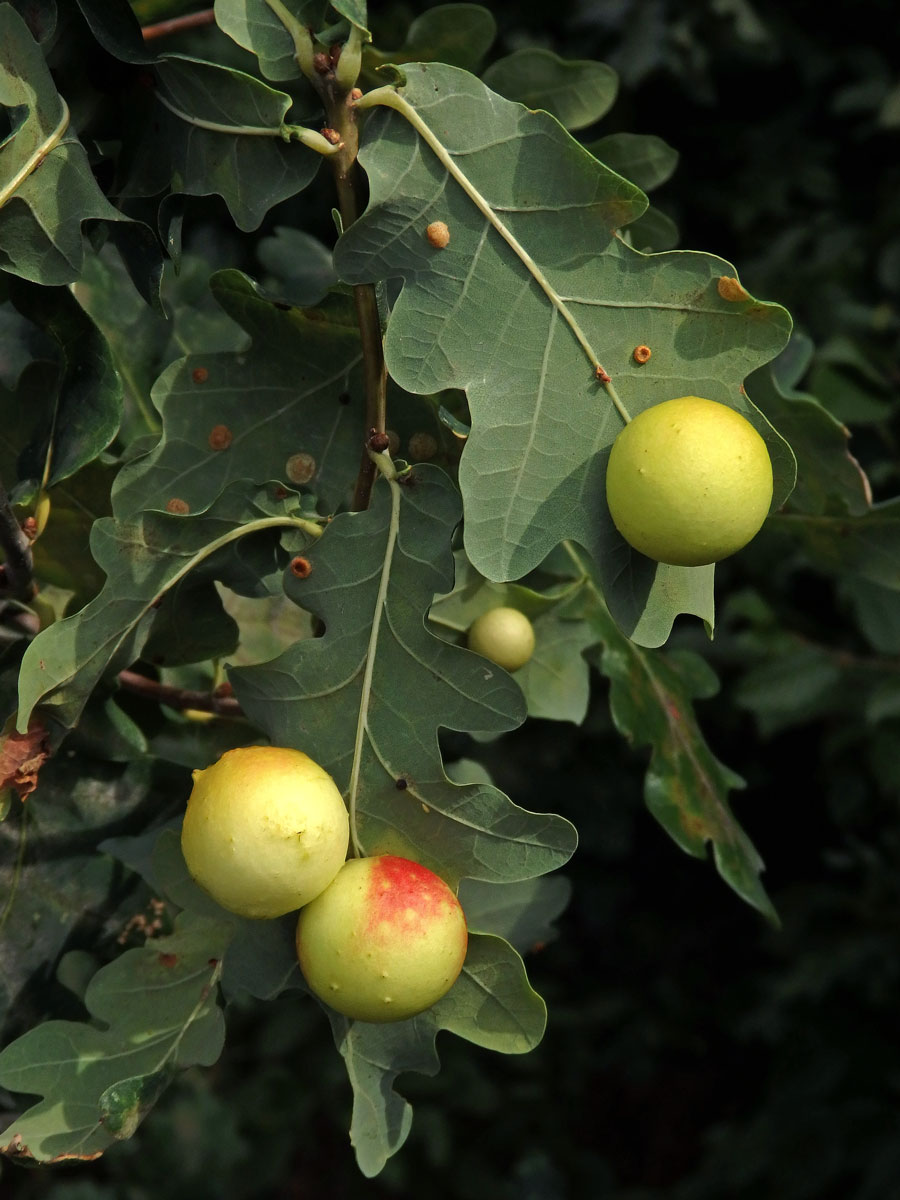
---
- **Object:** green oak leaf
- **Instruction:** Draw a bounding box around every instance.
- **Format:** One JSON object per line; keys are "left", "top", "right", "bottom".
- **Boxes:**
{"left": 327, "top": 931, "right": 544, "bottom": 1177}
{"left": 0, "top": 5, "right": 128, "bottom": 285}
{"left": 120, "top": 55, "right": 322, "bottom": 232}
{"left": 0, "top": 756, "right": 159, "bottom": 1040}
{"left": 748, "top": 364, "right": 872, "bottom": 517}
{"left": 232, "top": 464, "right": 577, "bottom": 885}
{"left": 365, "top": 4, "right": 496, "bottom": 75}
{"left": 482, "top": 48, "right": 618, "bottom": 131}
{"left": 0, "top": 911, "right": 229, "bottom": 1163}
{"left": 458, "top": 874, "right": 572, "bottom": 953}
{"left": 215, "top": 0, "right": 352, "bottom": 80}
{"left": 587, "top": 587, "right": 777, "bottom": 922}
{"left": 775, "top": 499, "right": 900, "bottom": 589}
{"left": 429, "top": 552, "right": 597, "bottom": 724}
{"left": 16, "top": 481, "right": 320, "bottom": 735}
{"left": 587, "top": 132, "right": 679, "bottom": 192}
{"left": 5, "top": 278, "right": 122, "bottom": 493}
{"left": 334, "top": 64, "right": 794, "bottom": 642}
{"left": 112, "top": 270, "right": 365, "bottom": 519}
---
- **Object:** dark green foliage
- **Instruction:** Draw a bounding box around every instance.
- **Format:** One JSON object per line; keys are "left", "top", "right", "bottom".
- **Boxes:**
{"left": 1, "top": 0, "right": 898, "bottom": 1194}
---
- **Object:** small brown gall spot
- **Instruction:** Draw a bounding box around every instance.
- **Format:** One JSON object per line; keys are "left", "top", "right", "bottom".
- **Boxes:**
{"left": 350, "top": 87, "right": 363, "bottom": 101}
{"left": 368, "top": 430, "right": 390, "bottom": 453}
{"left": 21, "top": 516, "right": 37, "bottom": 540}
{"left": 408, "top": 432, "right": 438, "bottom": 461}
{"left": 165, "top": 498, "right": 190, "bottom": 515}
{"left": 717, "top": 275, "right": 750, "bottom": 302}
{"left": 290, "top": 556, "right": 313, "bottom": 579}
{"left": 632, "top": 345, "right": 652, "bottom": 365}
{"left": 285, "top": 452, "right": 316, "bottom": 484}
{"left": 208, "top": 424, "right": 232, "bottom": 450}
{"left": 158, "top": 952, "right": 178, "bottom": 968}
{"left": 191, "top": 367, "right": 209, "bottom": 384}
{"left": 595, "top": 366, "right": 611, "bottom": 384}
{"left": 321, "top": 127, "right": 342, "bottom": 145}
{"left": 313, "top": 51, "right": 331, "bottom": 75}
{"left": 395, "top": 776, "right": 409, "bottom": 791}
{"left": 213, "top": 681, "right": 234, "bottom": 698}
{"left": 425, "top": 221, "right": 450, "bottom": 249}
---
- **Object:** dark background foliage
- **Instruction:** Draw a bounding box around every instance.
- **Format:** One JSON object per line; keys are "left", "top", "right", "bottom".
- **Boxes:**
{"left": 7, "top": 0, "right": 900, "bottom": 1195}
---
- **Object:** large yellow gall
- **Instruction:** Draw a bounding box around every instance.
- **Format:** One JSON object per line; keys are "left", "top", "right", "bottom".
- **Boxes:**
{"left": 181, "top": 745, "right": 349, "bottom": 919}
{"left": 605, "top": 395, "right": 774, "bottom": 566}
{"left": 296, "top": 855, "right": 468, "bottom": 1022}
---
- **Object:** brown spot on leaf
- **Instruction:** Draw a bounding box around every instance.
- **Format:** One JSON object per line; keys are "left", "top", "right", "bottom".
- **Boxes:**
{"left": 158, "top": 952, "right": 178, "bottom": 968}
{"left": 632, "top": 345, "right": 652, "bottom": 365}
{"left": 285, "top": 452, "right": 316, "bottom": 484}
{"left": 208, "top": 424, "right": 232, "bottom": 450}
{"left": 0, "top": 717, "right": 50, "bottom": 801}
{"left": 191, "top": 367, "right": 209, "bottom": 384}
{"left": 165, "top": 498, "right": 190, "bottom": 515}
{"left": 290, "top": 556, "right": 313, "bottom": 579}
{"left": 717, "top": 276, "right": 750, "bottom": 303}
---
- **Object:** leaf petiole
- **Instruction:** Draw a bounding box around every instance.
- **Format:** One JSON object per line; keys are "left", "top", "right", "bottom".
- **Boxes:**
{"left": 153, "top": 91, "right": 341, "bottom": 155}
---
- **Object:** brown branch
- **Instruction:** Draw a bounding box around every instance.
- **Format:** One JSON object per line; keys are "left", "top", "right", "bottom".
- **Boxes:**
{"left": 141, "top": 7, "right": 215, "bottom": 41}
{"left": 0, "top": 478, "right": 35, "bottom": 601}
{"left": 117, "top": 669, "right": 244, "bottom": 717}
{"left": 313, "top": 74, "right": 387, "bottom": 511}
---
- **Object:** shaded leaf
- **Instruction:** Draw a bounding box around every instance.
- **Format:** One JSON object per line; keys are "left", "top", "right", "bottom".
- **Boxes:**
{"left": 16, "top": 481, "right": 320, "bottom": 735}
{"left": 458, "top": 874, "right": 572, "bottom": 953}
{"left": 335, "top": 64, "right": 793, "bottom": 640}
{"left": 0, "top": 756, "right": 157, "bottom": 1039}
{"left": 214, "top": 0, "right": 332, "bottom": 80}
{"left": 587, "top": 585, "right": 777, "bottom": 921}
{"left": 0, "top": 6, "right": 128, "bottom": 285}
{"left": 776, "top": 500, "right": 900, "bottom": 589}
{"left": 233, "top": 466, "right": 577, "bottom": 886}
{"left": 0, "top": 912, "right": 229, "bottom": 1162}
{"left": 587, "top": 132, "right": 679, "bottom": 192}
{"left": 625, "top": 203, "right": 680, "bottom": 252}
{"left": 328, "top": 931, "right": 544, "bottom": 1177}
{"left": 7, "top": 278, "right": 123, "bottom": 492}
{"left": 121, "top": 55, "right": 322, "bottom": 232}
{"left": 257, "top": 227, "right": 337, "bottom": 306}
{"left": 749, "top": 364, "right": 872, "bottom": 517}
{"left": 112, "top": 270, "right": 365, "bottom": 519}
{"left": 365, "top": 4, "right": 496, "bottom": 75}
{"left": 482, "top": 48, "right": 618, "bottom": 131}
{"left": 429, "top": 553, "right": 596, "bottom": 723}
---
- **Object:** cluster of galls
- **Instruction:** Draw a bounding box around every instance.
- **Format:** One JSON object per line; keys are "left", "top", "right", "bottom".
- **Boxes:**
{"left": 182, "top": 747, "right": 467, "bottom": 1022}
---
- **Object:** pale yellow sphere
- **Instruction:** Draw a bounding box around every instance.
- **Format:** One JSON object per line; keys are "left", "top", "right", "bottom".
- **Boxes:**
{"left": 181, "top": 745, "right": 349, "bottom": 919}
{"left": 296, "top": 855, "right": 468, "bottom": 1022}
{"left": 605, "top": 395, "right": 774, "bottom": 566}
{"left": 466, "top": 606, "right": 536, "bottom": 671}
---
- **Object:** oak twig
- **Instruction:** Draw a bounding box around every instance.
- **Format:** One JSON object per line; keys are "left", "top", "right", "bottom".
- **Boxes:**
{"left": 117, "top": 669, "right": 244, "bottom": 717}
{"left": 141, "top": 7, "right": 215, "bottom": 40}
